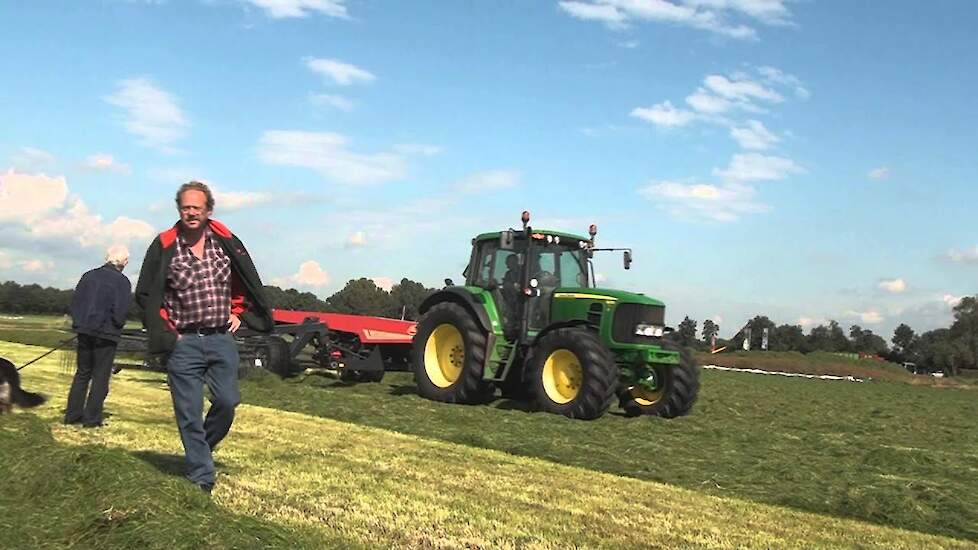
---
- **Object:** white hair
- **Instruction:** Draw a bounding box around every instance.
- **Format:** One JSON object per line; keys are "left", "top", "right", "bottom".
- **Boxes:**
{"left": 105, "top": 244, "right": 129, "bottom": 269}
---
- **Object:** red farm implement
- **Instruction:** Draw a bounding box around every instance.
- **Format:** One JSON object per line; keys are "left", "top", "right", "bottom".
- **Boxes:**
{"left": 120, "top": 309, "right": 417, "bottom": 382}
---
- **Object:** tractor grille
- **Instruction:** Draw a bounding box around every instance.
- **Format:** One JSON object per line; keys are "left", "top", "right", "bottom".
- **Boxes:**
{"left": 612, "top": 303, "right": 666, "bottom": 345}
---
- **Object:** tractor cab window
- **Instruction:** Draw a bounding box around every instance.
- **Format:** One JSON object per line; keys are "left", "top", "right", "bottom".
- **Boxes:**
{"left": 527, "top": 243, "right": 588, "bottom": 329}
{"left": 472, "top": 242, "right": 499, "bottom": 287}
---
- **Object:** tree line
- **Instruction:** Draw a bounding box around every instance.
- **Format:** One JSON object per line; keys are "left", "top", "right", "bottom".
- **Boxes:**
{"left": 0, "top": 278, "right": 435, "bottom": 322}
{"left": 673, "top": 298, "right": 978, "bottom": 375}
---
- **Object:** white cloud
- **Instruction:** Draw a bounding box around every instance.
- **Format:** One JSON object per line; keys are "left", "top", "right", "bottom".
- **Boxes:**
{"left": 20, "top": 259, "right": 53, "bottom": 273}
{"left": 714, "top": 153, "right": 803, "bottom": 182}
{"left": 638, "top": 180, "right": 769, "bottom": 222}
{"left": 594, "top": 273, "right": 608, "bottom": 284}
{"left": 309, "top": 93, "right": 355, "bottom": 111}
{"left": 214, "top": 190, "right": 275, "bottom": 211}
{"left": 729, "top": 120, "right": 779, "bottom": 150}
{"left": 557, "top": 0, "right": 760, "bottom": 39}
{"left": 370, "top": 276, "right": 394, "bottom": 292}
{"left": 0, "top": 170, "right": 69, "bottom": 222}
{"left": 630, "top": 101, "right": 697, "bottom": 127}
{"left": 846, "top": 309, "right": 884, "bottom": 324}
{"left": 393, "top": 143, "right": 443, "bottom": 156}
{"left": 84, "top": 153, "right": 131, "bottom": 175}
{"left": 755, "top": 65, "right": 810, "bottom": 99}
{"left": 0, "top": 251, "right": 11, "bottom": 270}
{"left": 346, "top": 230, "right": 366, "bottom": 248}
{"left": 617, "top": 39, "right": 640, "bottom": 48}
{"left": 258, "top": 130, "right": 407, "bottom": 185}
{"left": 867, "top": 167, "right": 890, "bottom": 181}
{"left": 9, "top": 147, "right": 57, "bottom": 172}
{"left": 273, "top": 260, "right": 331, "bottom": 288}
{"left": 241, "top": 0, "right": 348, "bottom": 19}
{"left": 704, "top": 74, "right": 783, "bottom": 103}
{"left": 558, "top": 1, "right": 628, "bottom": 26}
{"left": 797, "top": 317, "right": 826, "bottom": 329}
{"left": 943, "top": 294, "right": 963, "bottom": 308}
{"left": 944, "top": 246, "right": 978, "bottom": 263}
{"left": 105, "top": 78, "right": 189, "bottom": 152}
{"left": 455, "top": 170, "right": 521, "bottom": 194}
{"left": 0, "top": 170, "right": 154, "bottom": 249}
{"left": 305, "top": 57, "right": 375, "bottom": 86}
{"left": 685, "top": 87, "right": 732, "bottom": 114}
{"left": 878, "top": 278, "right": 906, "bottom": 294}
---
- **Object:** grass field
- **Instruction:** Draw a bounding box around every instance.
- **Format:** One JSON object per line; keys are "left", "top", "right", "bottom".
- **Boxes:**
{"left": 2, "top": 314, "right": 977, "bottom": 549}
{"left": 3, "top": 342, "right": 976, "bottom": 549}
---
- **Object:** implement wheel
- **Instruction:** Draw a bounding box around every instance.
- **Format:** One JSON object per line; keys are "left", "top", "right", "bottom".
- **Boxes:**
{"left": 259, "top": 336, "right": 295, "bottom": 378}
{"left": 412, "top": 302, "right": 492, "bottom": 404}
{"left": 527, "top": 327, "right": 616, "bottom": 420}
{"left": 619, "top": 342, "right": 700, "bottom": 418}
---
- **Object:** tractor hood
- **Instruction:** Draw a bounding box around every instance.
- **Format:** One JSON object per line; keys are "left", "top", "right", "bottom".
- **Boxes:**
{"left": 551, "top": 287, "right": 664, "bottom": 307}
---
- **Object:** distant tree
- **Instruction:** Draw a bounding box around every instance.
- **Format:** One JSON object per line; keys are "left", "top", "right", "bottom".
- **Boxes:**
{"left": 386, "top": 278, "right": 433, "bottom": 320}
{"left": 891, "top": 323, "right": 917, "bottom": 358}
{"left": 949, "top": 296, "right": 978, "bottom": 370}
{"left": 745, "top": 315, "right": 776, "bottom": 350}
{"left": 701, "top": 319, "right": 719, "bottom": 347}
{"left": 849, "top": 325, "right": 887, "bottom": 355}
{"left": 807, "top": 320, "right": 849, "bottom": 353}
{"left": 772, "top": 324, "right": 806, "bottom": 352}
{"left": 676, "top": 316, "right": 697, "bottom": 347}
{"left": 326, "top": 278, "right": 394, "bottom": 317}
{"left": 263, "top": 285, "right": 332, "bottom": 312}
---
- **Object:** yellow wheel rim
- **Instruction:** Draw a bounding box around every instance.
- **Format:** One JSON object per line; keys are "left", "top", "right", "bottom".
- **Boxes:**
{"left": 542, "top": 349, "right": 583, "bottom": 404}
{"left": 630, "top": 366, "right": 665, "bottom": 406}
{"left": 424, "top": 324, "right": 465, "bottom": 388}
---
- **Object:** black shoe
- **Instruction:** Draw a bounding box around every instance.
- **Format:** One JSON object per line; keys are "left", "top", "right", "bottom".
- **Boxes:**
{"left": 195, "top": 482, "right": 214, "bottom": 494}
{"left": 64, "top": 418, "right": 83, "bottom": 426}
{"left": 82, "top": 422, "right": 104, "bottom": 428}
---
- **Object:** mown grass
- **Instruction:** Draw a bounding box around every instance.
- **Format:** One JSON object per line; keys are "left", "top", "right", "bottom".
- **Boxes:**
{"left": 0, "top": 414, "right": 355, "bottom": 549}
{"left": 238, "top": 369, "right": 978, "bottom": 543}
{"left": 4, "top": 341, "right": 976, "bottom": 549}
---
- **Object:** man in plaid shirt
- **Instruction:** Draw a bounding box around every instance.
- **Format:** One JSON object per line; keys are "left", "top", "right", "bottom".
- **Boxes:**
{"left": 135, "top": 181, "right": 272, "bottom": 494}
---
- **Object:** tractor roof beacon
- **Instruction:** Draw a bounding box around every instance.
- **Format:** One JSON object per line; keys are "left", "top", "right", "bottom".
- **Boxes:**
{"left": 411, "top": 211, "right": 700, "bottom": 420}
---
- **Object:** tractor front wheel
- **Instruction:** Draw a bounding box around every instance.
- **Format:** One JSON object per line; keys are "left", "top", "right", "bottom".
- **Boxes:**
{"left": 412, "top": 302, "right": 492, "bottom": 404}
{"left": 619, "top": 342, "right": 700, "bottom": 418}
{"left": 527, "top": 328, "right": 616, "bottom": 420}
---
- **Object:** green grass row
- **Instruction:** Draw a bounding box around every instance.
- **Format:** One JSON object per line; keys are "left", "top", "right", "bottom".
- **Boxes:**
{"left": 3, "top": 341, "right": 974, "bottom": 549}
{"left": 240, "top": 369, "right": 978, "bottom": 542}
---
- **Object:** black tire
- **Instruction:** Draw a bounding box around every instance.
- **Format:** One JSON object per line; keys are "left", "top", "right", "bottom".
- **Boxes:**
{"left": 412, "top": 302, "right": 492, "bottom": 404}
{"left": 260, "top": 336, "right": 295, "bottom": 378}
{"left": 619, "top": 342, "right": 700, "bottom": 418}
{"left": 526, "top": 327, "right": 616, "bottom": 420}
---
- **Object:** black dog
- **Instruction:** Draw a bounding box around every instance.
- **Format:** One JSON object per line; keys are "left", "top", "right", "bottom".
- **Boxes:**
{"left": 0, "top": 357, "right": 46, "bottom": 414}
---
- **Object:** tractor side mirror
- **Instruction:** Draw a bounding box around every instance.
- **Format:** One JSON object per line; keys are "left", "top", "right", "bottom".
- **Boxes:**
{"left": 500, "top": 230, "right": 515, "bottom": 250}
{"left": 623, "top": 250, "right": 632, "bottom": 270}
{"left": 444, "top": 278, "right": 454, "bottom": 287}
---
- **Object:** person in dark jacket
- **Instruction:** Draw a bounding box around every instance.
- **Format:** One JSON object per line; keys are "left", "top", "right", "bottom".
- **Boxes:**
{"left": 65, "top": 244, "right": 132, "bottom": 427}
{"left": 134, "top": 181, "right": 272, "bottom": 493}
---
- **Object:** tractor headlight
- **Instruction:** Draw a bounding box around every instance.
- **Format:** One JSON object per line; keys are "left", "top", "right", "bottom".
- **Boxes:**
{"left": 634, "top": 323, "right": 664, "bottom": 337}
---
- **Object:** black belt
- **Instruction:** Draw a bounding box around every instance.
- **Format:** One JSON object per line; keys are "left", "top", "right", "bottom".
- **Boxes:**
{"left": 177, "top": 324, "right": 230, "bottom": 336}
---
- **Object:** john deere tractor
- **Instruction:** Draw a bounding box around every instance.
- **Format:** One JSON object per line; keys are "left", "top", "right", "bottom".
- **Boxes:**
{"left": 412, "top": 212, "right": 700, "bottom": 420}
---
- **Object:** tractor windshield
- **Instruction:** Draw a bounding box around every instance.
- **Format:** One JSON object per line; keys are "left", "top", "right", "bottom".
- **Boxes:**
{"left": 529, "top": 243, "right": 589, "bottom": 289}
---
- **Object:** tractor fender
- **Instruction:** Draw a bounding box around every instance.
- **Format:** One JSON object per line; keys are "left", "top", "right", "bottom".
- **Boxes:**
{"left": 419, "top": 288, "right": 493, "bottom": 334}
{"left": 531, "top": 320, "right": 596, "bottom": 346}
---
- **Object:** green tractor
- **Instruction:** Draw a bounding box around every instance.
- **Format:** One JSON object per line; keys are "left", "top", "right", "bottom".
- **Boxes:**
{"left": 412, "top": 212, "right": 700, "bottom": 420}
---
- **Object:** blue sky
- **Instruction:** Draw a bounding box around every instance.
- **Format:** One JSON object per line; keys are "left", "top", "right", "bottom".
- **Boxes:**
{"left": 1, "top": 0, "right": 975, "bottom": 338}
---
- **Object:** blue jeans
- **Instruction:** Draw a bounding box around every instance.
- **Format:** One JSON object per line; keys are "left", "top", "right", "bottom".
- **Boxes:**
{"left": 166, "top": 332, "right": 240, "bottom": 485}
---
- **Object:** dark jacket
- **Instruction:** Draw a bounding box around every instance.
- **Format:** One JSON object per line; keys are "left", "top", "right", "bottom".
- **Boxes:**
{"left": 70, "top": 263, "right": 133, "bottom": 342}
{"left": 134, "top": 219, "right": 273, "bottom": 355}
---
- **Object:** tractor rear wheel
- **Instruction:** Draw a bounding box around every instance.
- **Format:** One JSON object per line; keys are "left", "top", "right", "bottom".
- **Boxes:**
{"left": 527, "top": 328, "right": 616, "bottom": 420}
{"left": 412, "top": 302, "right": 492, "bottom": 404}
{"left": 619, "top": 342, "right": 700, "bottom": 418}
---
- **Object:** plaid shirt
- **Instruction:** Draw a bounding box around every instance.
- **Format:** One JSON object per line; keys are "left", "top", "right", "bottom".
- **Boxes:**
{"left": 164, "top": 228, "right": 232, "bottom": 330}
